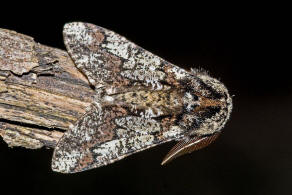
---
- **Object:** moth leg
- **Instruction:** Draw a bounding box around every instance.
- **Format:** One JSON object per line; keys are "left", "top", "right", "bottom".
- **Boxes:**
{"left": 161, "top": 132, "right": 220, "bottom": 165}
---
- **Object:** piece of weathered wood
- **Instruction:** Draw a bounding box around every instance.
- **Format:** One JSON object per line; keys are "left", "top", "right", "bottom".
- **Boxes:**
{"left": 0, "top": 28, "right": 96, "bottom": 149}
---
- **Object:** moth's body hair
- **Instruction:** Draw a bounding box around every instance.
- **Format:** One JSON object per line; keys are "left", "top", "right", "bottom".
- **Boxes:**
{"left": 51, "top": 22, "right": 232, "bottom": 173}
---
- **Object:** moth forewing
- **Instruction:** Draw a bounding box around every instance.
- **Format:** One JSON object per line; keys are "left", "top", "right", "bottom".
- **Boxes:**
{"left": 51, "top": 22, "right": 232, "bottom": 173}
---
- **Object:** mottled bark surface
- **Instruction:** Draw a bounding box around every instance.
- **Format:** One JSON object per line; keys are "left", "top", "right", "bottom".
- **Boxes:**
{"left": 0, "top": 28, "right": 95, "bottom": 149}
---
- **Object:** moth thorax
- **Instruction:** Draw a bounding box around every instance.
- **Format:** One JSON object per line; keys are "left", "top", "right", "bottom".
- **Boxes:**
{"left": 182, "top": 74, "right": 232, "bottom": 136}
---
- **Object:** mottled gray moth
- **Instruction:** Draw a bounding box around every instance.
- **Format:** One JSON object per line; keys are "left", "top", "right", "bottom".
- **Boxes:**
{"left": 51, "top": 22, "right": 233, "bottom": 173}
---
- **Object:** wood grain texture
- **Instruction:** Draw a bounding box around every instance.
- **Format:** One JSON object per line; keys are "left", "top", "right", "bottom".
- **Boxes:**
{"left": 0, "top": 28, "right": 95, "bottom": 149}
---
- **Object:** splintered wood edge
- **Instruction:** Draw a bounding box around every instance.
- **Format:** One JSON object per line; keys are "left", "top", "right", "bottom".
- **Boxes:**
{"left": 0, "top": 28, "right": 95, "bottom": 149}
{"left": 0, "top": 123, "right": 63, "bottom": 149}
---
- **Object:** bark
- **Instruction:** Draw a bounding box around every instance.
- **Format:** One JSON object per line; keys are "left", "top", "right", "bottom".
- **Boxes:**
{"left": 0, "top": 28, "right": 95, "bottom": 149}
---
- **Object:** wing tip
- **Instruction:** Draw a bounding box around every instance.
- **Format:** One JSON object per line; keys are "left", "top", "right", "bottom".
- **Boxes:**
{"left": 63, "top": 21, "right": 85, "bottom": 30}
{"left": 63, "top": 22, "right": 91, "bottom": 38}
{"left": 51, "top": 145, "right": 80, "bottom": 174}
{"left": 51, "top": 158, "right": 80, "bottom": 174}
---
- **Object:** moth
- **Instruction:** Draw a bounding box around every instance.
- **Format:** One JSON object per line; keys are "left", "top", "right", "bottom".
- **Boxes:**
{"left": 51, "top": 22, "right": 233, "bottom": 173}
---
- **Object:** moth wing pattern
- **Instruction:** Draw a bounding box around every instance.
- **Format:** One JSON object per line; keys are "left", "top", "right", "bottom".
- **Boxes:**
{"left": 63, "top": 22, "right": 186, "bottom": 91}
{"left": 52, "top": 22, "right": 191, "bottom": 173}
{"left": 51, "top": 102, "right": 170, "bottom": 173}
{"left": 161, "top": 132, "right": 220, "bottom": 165}
{"left": 51, "top": 103, "right": 118, "bottom": 173}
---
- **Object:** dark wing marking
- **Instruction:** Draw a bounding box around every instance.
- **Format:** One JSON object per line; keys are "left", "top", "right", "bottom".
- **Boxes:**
{"left": 63, "top": 22, "right": 189, "bottom": 91}
{"left": 161, "top": 132, "right": 220, "bottom": 165}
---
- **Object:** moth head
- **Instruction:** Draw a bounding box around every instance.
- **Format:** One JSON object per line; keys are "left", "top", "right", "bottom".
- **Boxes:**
{"left": 180, "top": 71, "right": 232, "bottom": 136}
{"left": 161, "top": 71, "right": 232, "bottom": 165}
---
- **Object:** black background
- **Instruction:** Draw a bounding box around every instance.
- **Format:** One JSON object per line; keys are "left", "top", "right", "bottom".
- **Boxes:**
{"left": 0, "top": 4, "right": 290, "bottom": 195}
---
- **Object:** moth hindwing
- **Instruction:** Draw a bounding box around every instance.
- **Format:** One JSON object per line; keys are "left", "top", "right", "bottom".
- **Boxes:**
{"left": 51, "top": 22, "right": 233, "bottom": 173}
